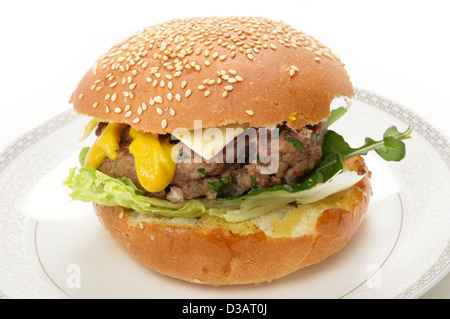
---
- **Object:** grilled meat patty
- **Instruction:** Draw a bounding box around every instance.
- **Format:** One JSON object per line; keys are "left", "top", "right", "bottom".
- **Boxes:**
{"left": 97, "top": 122, "right": 327, "bottom": 201}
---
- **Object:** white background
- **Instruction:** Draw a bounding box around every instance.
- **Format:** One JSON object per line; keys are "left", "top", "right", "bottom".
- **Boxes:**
{"left": 0, "top": 0, "right": 448, "bottom": 298}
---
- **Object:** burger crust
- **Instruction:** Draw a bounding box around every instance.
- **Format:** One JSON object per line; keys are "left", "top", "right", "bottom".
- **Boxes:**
{"left": 94, "top": 156, "right": 371, "bottom": 286}
{"left": 71, "top": 17, "right": 353, "bottom": 133}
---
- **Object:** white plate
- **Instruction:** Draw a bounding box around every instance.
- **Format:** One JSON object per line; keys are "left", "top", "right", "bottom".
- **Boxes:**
{"left": 0, "top": 89, "right": 448, "bottom": 299}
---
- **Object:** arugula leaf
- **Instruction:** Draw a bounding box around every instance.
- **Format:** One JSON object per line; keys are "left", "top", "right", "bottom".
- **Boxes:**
{"left": 323, "top": 126, "right": 412, "bottom": 161}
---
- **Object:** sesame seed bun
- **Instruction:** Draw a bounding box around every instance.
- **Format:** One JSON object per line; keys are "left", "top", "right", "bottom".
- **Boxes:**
{"left": 93, "top": 156, "right": 371, "bottom": 286}
{"left": 71, "top": 17, "right": 353, "bottom": 133}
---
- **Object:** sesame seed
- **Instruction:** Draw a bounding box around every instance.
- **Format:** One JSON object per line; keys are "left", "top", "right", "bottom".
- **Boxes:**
{"left": 174, "top": 71, "right": 182, "bottom": 77}
{"left": 154, "top": 96, "right": 163, "bottom": 103}
{"left": 125, "top": 110, "right": 132, "bottom": 118}
{"left": 132, "top": 117, "right": 140, "bottom": 124}
{"left": 124, "top": 105, "right": 131, "bottom": 112}
{"left": 228, "top": 69, "right": 237, "bottom": 75}
{"left": 78, "top": 93, "right": 84, "bottom": 100}
{"left": 224, "top": 85, "right": 233, "bottom": 91}
{"left": 219, "top": 54, "right": 227, "bottom": 61}
{"left": 142, "top": 102, "right": 147, "bottom": 111}
{"left": 222, "top": 91, "right": 228, "bottom": 98}
{"left": 289, "top": 69, "right": 296, "bottom": 77}
{"left": 119, "top": 212, "right": 124, "bottom": 219}
{"left": 161, "top": 119, "right": 168, "bottom": 129}
{"left": 314, "top": 57, "right": 321, "bottom": 62}
{"left": 269, "top": 43, "right": 277, "bottom": 50}
{"left": 169, "top": 108, "right": 175, "bottom": 116}
{"left": 167, "top": 92, "right": 173, "bottom": 101}
{"left": 204, "top": 90, "right": 211, "bottom": 97}
{"left": 156, "top": 107, "right": 163, "bottom": 115}
{"left": 246, "top": 110, "right": 254, "bottom": 115}
{"left": 111, "top": 92, "right": 117, "bottom": 101}
{"left": 185, "top": 89, "right": 192, "bottom": 97}
{"left": 92, "top": 102, "right": 99, "bottom": 108}
{"left": 139, "top": 222, "right": 144, "bottom": 229}
{"left": 198, "top": 85, "right": 205, "bottom": 90}
{"left": 235, "top": 75, "right": 243, "bottom": 81}
{"left": 181, "top": 80, "right": 187, "bottom": 89}
{"left": 228, "top": 78, "right": 237, "bottom": 83}
{"left": 110, "top": 82, "right": 118, "bottom": 88}
{"left": 114, "top": 107, "right": 122, "bottom": 113}
{"left": 105, "top": 105, "right": 110, "bottom": 113}
{"left": 291, "top": 65, "right": 299, "bottom": 71}
{"left": 175, "top": 93, "right": 181, "bottom": 101}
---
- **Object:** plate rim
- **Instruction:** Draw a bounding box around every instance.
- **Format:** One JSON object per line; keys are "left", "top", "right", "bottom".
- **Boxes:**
{"left": 0, "top": 88, "right": 449, "bottom": 299}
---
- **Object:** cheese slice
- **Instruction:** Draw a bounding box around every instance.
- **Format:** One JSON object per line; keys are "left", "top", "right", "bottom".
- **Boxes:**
{"left": 172, "top": 122, "right": 251, "bottom": 160}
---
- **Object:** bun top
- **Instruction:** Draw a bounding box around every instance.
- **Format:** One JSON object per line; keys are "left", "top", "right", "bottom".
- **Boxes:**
{"left": 71, "top": 17, "right": 353, "bottom": 133}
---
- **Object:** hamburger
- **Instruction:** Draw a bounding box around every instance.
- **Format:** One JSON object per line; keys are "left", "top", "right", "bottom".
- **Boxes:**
{"left": 64, "top": 17, "right": 410, "bottom": 286}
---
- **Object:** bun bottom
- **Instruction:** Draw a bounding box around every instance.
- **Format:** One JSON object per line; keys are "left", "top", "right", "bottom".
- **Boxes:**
{"left": 94, "top": 156, "right": 372, "bottom": 286}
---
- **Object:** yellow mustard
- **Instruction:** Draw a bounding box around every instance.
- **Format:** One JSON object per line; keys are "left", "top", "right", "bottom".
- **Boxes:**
{"left": 85, "top": 123, "right": 127, "bottom": 168}
{"left": 128, "top": 128, "right": 177, "bottom": 192}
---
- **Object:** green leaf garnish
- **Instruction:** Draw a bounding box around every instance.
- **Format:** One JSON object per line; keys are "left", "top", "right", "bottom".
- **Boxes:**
{"left": 323, "top": 125, "right": 412, "bottom": 162}
{"left": 327, "top": 106, "right": 348, "bottom": 126}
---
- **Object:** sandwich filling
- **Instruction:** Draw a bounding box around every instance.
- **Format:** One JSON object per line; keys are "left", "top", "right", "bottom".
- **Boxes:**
{"left": 64, "top": 107, "right": 411, "bottom": 222}
{"left": 91, "top": 121, "right": 327, "bottom": 202}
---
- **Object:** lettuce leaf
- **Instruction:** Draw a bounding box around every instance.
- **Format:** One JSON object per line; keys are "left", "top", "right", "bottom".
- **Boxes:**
{"left": 63, "top": 163, "right": 363, "bottom": 222}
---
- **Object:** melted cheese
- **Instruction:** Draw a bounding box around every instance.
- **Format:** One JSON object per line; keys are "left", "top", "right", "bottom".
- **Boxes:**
{"left": 85, "top": 123, "right": 127, "bottom": 168}
{"left": 128, "top": 128, "right": 177, "bottom": 192}
{"left": 172, "top": 122, "right": 250, "bottom": 160}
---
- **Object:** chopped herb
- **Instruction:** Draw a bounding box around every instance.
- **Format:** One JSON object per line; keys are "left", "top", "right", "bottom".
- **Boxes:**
{"left": 197, "top": 168, "right": 207, "bottom": 178}
{"left": 314, "top": 133, "right": 321, "bottom": 142}
{"left": 285, "top": 133, "right": 305, "bottom": 151}
{"left": 250, "top": 175, "right": 259, "bottom": 188}
{"left": 207, "top": 178, "right": 229, "bottom": 191}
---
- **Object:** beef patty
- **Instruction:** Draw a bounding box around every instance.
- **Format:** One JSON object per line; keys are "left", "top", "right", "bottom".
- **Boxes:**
{"left": 96, "top": 122, "right": 327, "bottom": 201}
